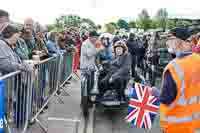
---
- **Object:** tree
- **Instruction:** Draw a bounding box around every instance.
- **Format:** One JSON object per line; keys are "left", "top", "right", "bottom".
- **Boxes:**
{"left": 136, "top": 9, "right": 152, "bottom": 31}
{"left": 56, "top": 15, "right": 81, "bottom": 28}
{"left": 82, "top": 18, "right": 96, "bottom": 29}
{"left": 176, "top": 20, "right": 191, "bottom": 27}
{"left": 166, "top": 20, "right": 176, "bottom": 29}
{"left": 53, "top": 15, "right": 97, "bottom": 32}
{"left": 55, "top": 18, "right": 64, "bottom": 29}
{"left": 117, "top": 19, "right": 129, "bottom": 30}
{"left": 109, "top": 22, "right": 118, "bottom": 29}
{"left": 47, "top": 24, "right": 55, "bottom": 31}
{"left": 155, "top": 8, "right": 168, "bottom": 31}
{"left": 103, "top": 23, "right": 116, "bottom": 34}
{"left": 128, "top": 20, "right": 136, "bottom": 28}
{"left": 150, "top": 19, "right": 157, "bottom": 29}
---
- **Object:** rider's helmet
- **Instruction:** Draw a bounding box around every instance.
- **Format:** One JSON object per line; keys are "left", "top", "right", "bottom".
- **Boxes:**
{"left": 113, "top": 40, "right": 128, "bottom": 55}
{"left": 99, "top": 33, "right": 113, "bottom": 47}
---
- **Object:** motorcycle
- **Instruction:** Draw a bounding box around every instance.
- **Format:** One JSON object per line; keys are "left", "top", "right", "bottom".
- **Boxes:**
{"left": 80, "top": 61, "right": 129, "bottom": 118}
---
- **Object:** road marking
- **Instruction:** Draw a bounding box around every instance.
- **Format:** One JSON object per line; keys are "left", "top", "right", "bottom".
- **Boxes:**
{"left": 86, "top": 105, "right": 95, "bottom": 133}
{"left": 48, "top": 117, "right": 81, "bottom": 122}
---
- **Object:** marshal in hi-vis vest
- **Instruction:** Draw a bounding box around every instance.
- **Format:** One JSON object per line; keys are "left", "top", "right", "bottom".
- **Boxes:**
{"left": 160, "top": 53, "right": 200, "bottom": 133}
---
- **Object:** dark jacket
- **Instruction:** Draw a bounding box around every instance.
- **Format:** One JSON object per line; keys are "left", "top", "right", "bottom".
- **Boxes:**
{"left": 126, "top": 39, "right": 139, "bottom": 55}
{"left": 110, "top": 53, "right": 132, "bottom": 81}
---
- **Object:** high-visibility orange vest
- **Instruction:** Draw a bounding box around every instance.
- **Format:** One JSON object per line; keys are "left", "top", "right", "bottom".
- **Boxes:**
{"left": 160, "top": 53, "right": 200, "bottom": 133}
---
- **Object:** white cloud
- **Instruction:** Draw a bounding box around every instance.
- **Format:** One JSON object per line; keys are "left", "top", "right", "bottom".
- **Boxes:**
{"left": 0, "top": 0, "right": 200, "bottom": 25}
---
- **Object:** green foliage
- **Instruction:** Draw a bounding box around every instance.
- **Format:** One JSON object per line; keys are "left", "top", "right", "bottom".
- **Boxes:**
{"left": 109, "top": 22, "right": 118, "bottom": 28}
{"left": 136, "top": 9, "right": 152, "bottom": 31}
{"left": 166, "top": 20, "right": 176, "bottom": 29}
{"left": 51, "top": 14, "right": 96, "bottom": 31}
{"left": 40, "top": 9, "right": 197, "bottom": 32}
{"left": 128, "top": 20, "right": 136, "bottom": 28}
{"left": 56, "top": 15, "right": 81, "bottom": 28}
{"left": 82, "top": 18, "right": 96, "bottom": 29}
{"left": 155, "top": 8, "right": 168, "bottom": 30}
{"left": 176, "top": 20, "right": 191, "bottom": 27}
{"left": 117, "top": 19, "right": 129, "bottom": 30}
{"left": 47, "top": 24, "right": 55, "bottom": 31}
{"left": 150, "top": 20, "right": 158, "bottom": 29}
{"left": 103, "top": 23, "right": 116, "bottom": 34}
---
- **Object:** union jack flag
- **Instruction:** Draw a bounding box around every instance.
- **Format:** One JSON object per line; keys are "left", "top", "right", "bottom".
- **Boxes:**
{"left": 125, "top": 83, "right": 160, "bottom": 129}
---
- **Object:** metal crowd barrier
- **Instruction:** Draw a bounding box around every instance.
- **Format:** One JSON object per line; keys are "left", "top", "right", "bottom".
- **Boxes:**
{"left": 30, "top": 55, "right": 62, "bottom": 132}
{"left": 31, "top": 52, "right": 74, "bottom": 132}
{"left": 60, "top": 52, "right": 74, "bottom": 87}
{"left": 57, "top": 52, "right": 74, "bottom": 97}
{"left": 0, "top": 71, "right": 33, "bottom": 133}
{"left": 0, "top": 51, "right": 75, "bottom": 133}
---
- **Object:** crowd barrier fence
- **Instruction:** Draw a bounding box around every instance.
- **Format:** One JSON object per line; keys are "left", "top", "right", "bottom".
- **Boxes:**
{"left": 0, "top": 51, "right": 75, "bottom": 133}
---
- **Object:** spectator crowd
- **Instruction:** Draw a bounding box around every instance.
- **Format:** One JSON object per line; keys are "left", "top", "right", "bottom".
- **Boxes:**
{"left": 0, "top": 9, "right": 81, "bottom": 76}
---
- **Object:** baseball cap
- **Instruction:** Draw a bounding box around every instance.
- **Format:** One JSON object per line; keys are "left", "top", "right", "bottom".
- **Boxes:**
{"left": 170, "top": 27, "right": 192, "bottom": 41}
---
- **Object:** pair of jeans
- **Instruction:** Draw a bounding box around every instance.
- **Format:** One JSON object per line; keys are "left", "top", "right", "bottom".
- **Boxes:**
{"left": 81, "top": 70, "right": 95, "bottom": 96}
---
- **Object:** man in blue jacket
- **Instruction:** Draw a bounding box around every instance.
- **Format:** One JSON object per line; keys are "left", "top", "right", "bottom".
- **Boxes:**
{"left": 150, "top": 28, "right": 193, "bottom": 103}
{"left": 98, "top": 33, "right": 113, "bottom": 62}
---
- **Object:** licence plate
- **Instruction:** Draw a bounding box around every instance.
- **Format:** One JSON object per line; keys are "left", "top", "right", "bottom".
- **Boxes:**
{"left": 102, "top": 101, "right": 120, "bottom": 106}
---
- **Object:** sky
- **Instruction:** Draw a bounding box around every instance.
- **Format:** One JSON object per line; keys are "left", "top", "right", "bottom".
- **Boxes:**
{"left": 1, "top": 0, "right": 200, "bottom": 25}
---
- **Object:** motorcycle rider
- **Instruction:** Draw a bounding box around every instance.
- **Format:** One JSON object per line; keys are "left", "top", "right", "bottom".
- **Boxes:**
{"left": 98, "top": 33, "right": 113, "bottom": 63}
{"left": 100, "top": 40, "right": 132, "bottom": 103}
